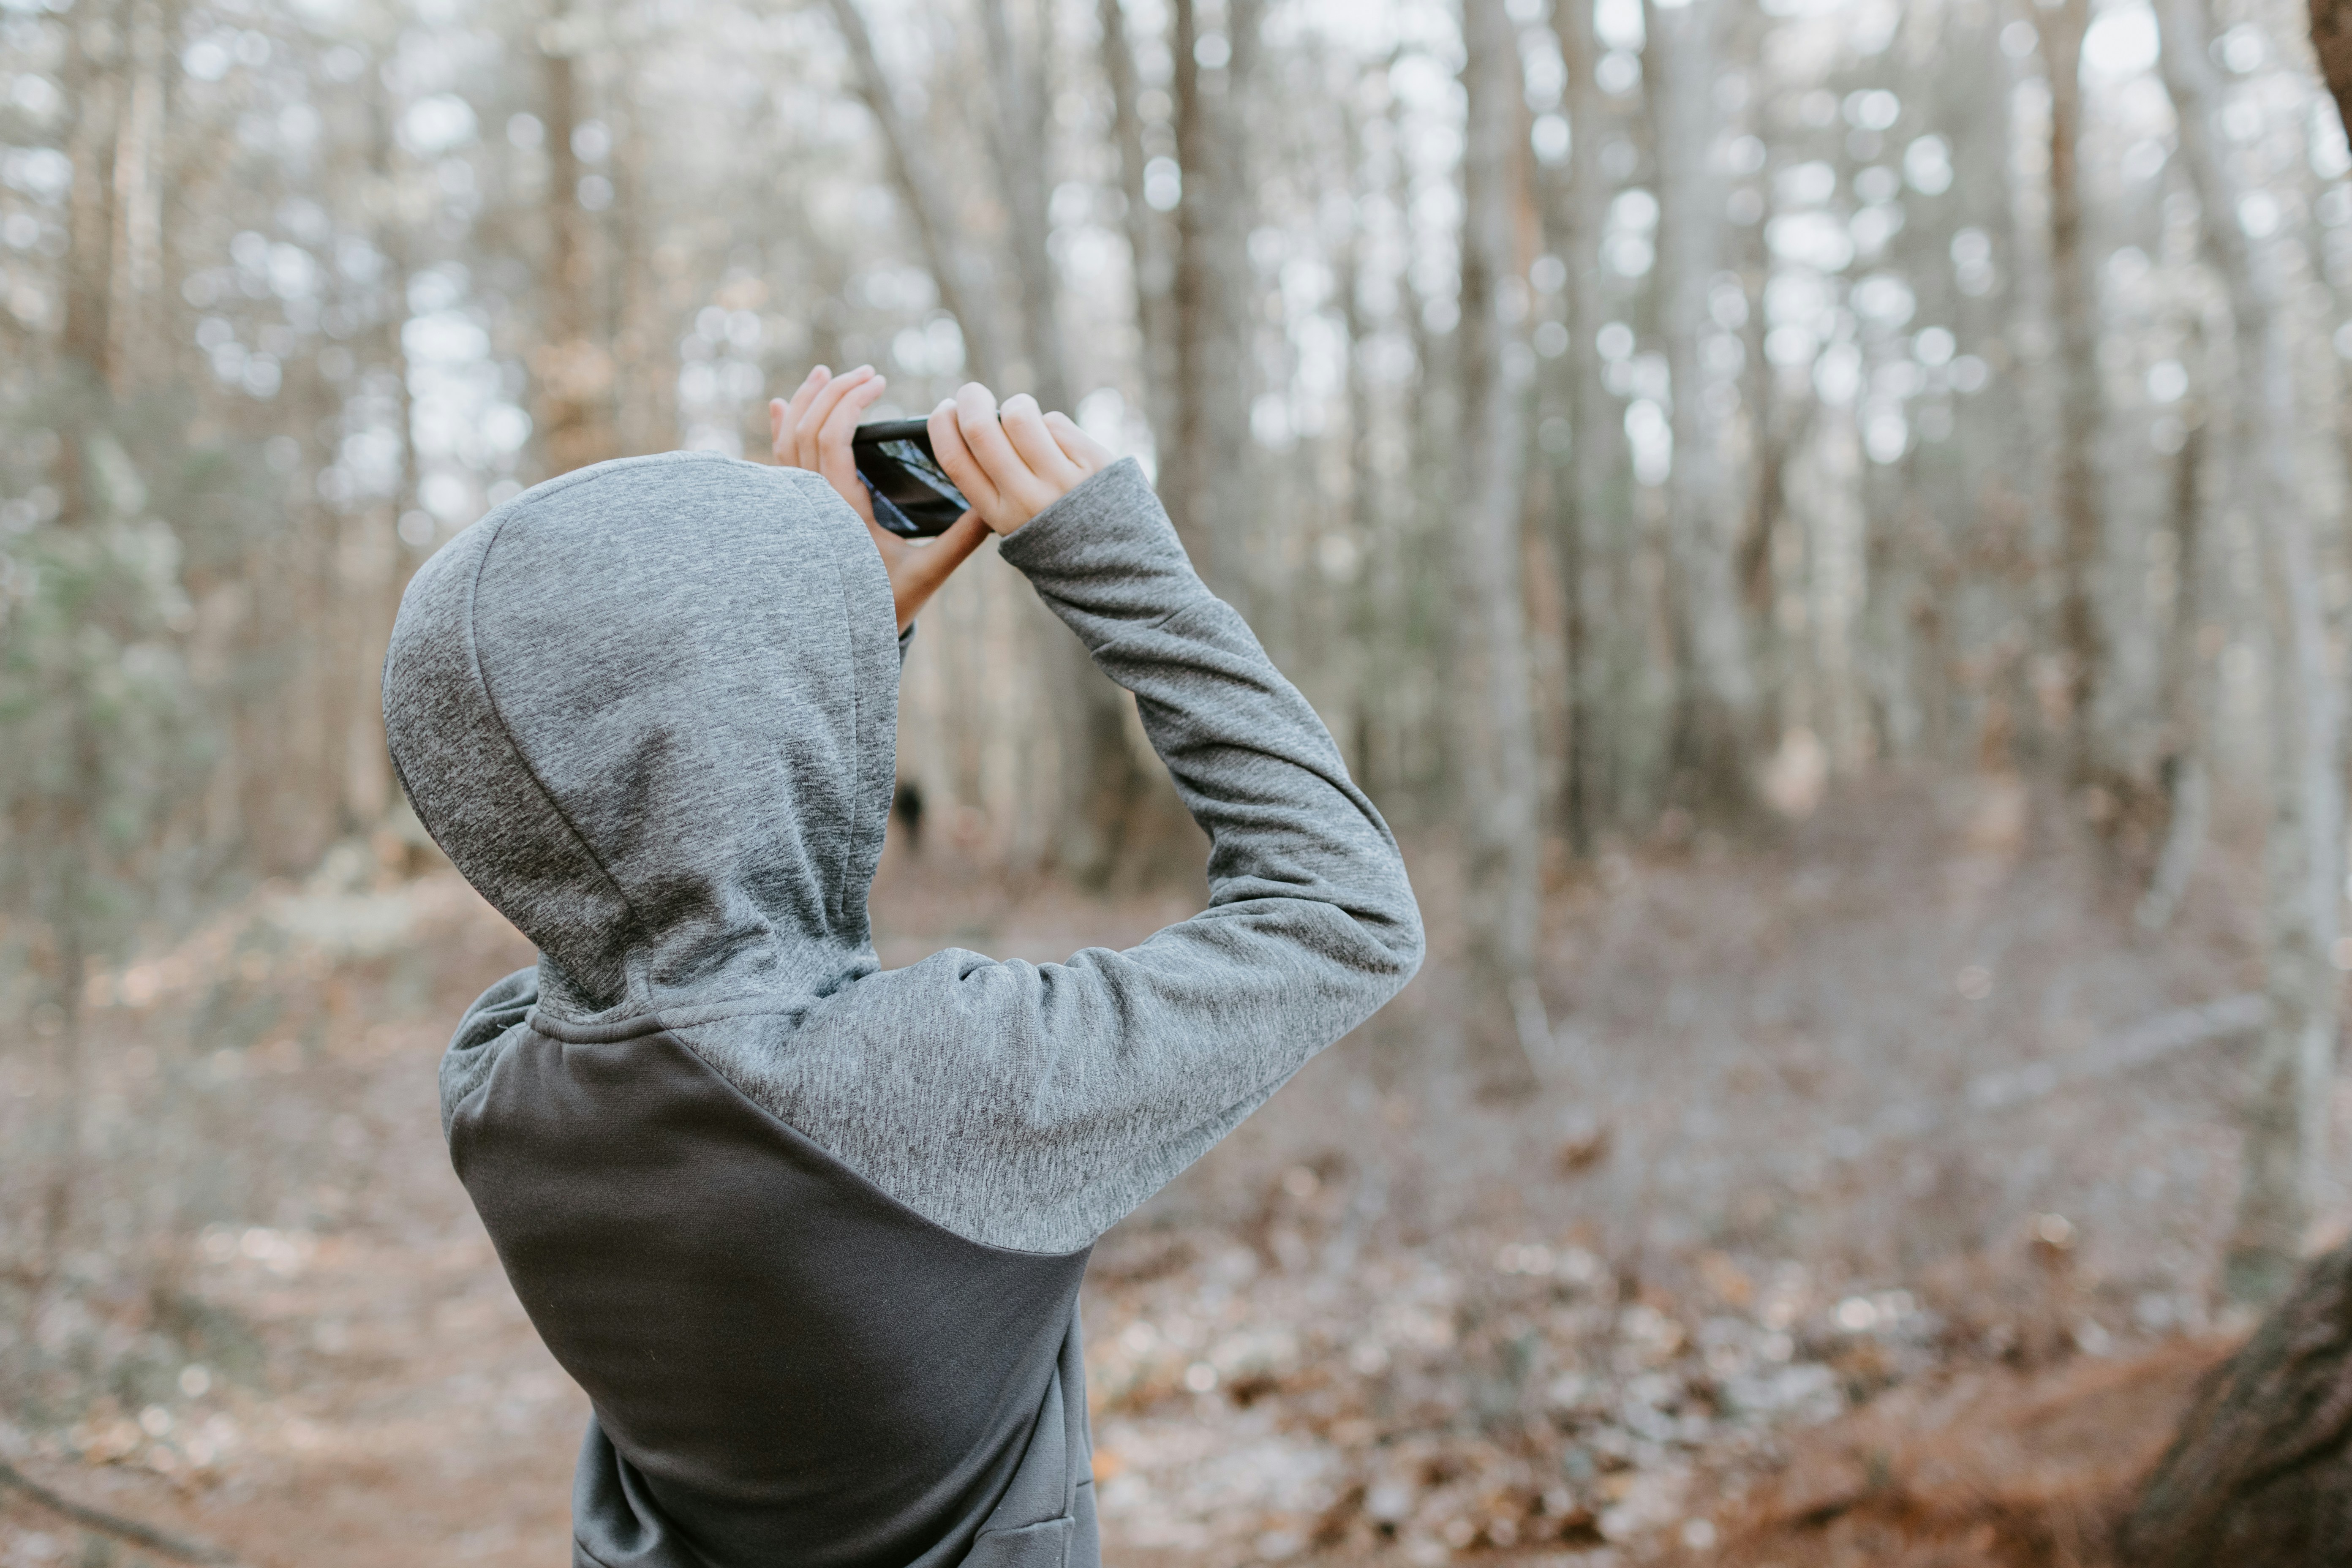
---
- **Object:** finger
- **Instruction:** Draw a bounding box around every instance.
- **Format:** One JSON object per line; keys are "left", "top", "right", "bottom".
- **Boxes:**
{"left": 1001, "top": 393, "right": 1083, "bottom": 489}
{"left": 817, "top": 374, "right": 886, "bottom": 523}
{"left": 769, "top": 398, "right": 788, "bottom": 460}
{"left": 794, "top": 363, "right": 871, "bottom": 468}
{"left": 816, "top": 372, "right": 887, "bottom": 479}
{"left": 1043, "top": 410, "right": 1117, "bottom": 475}
{"left": 928, "top": 396, "right": 1000, "bottom": 516}
{"left": 795, "top": 364, "right": 873, "bottom": 469}
{"left": 956, "top": 383, "right": 1053, "bottom": 513}
{"left": 781, "top": 367, "right": 830, "bottom": 461}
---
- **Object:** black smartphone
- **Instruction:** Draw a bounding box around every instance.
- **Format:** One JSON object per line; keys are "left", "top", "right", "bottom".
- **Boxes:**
{"left": 851, "top": 418, "right": 972, "bottom": 538}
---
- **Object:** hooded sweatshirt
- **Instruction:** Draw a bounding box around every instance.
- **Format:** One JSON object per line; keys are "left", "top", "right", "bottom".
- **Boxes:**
{"left": 381, "top": 449, "right": 1423, "bottom": 1568}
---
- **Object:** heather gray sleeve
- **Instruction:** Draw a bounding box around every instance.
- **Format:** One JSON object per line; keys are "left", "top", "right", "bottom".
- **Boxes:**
{"left": 705, "top": 457, "right": 1423, "bottom": 1252}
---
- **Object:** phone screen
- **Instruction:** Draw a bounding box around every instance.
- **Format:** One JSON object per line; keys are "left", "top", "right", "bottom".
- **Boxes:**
{"left": 852, "top": 421, "right": 972, "bottom": 538}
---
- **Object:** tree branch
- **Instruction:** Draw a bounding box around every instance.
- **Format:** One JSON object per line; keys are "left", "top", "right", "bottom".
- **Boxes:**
{"left": 819, "top": 0, "right": 1006, "bottom": 383}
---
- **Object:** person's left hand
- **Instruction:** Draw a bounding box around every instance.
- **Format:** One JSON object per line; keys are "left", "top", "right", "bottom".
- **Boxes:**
{"left": 771, "top": 365, "right": 992, "bottom": 633}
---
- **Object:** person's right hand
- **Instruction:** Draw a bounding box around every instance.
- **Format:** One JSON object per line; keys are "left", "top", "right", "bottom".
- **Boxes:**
{"left": 926, "top": 383, "right": 1116, "bottom": 536}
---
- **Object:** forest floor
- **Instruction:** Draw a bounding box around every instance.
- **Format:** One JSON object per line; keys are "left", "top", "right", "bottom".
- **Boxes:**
{"left": 2, "top": 769, "right": 2338, "bottom": 1568}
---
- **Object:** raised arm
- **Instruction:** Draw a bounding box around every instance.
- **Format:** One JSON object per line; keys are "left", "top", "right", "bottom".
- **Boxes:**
{"left": 735, "top": 388, "right": 1424, "bottom": 1254}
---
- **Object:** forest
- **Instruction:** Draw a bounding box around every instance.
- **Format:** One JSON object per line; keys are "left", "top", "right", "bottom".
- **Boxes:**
{"left": 8, "top": 0, "right": 2352, "bottom": 1557}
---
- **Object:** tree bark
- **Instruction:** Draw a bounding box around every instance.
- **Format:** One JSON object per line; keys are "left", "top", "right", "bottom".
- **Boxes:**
{"left": 2156, "top": 0, "right": 2343, "bottom": 1305}
{"left": 2038, "top": 0, "right": 2107, "bottom": 781}
{"left": 105, "top": 0, "right": 167, "bottom": 398}
{"left": 822, "top": 0, "right": 1011, "bottom": 384}
{"left": 60, "top": 0, "right": 122, "bottom": 391}
{"left": 1168, "top": 0, "right": 1259, "bottom": 607}
{"left": 2314, "top": 0, "right": 2352, "bottom": 138}
{"left": 1542, "top": 0, "right": 1631, "bottom": 843}
{"left": 980, "top": 0, "right": 1068, "bottom": 411}
{"left": 1456, "top": 0, "right": 1544, "bottom": 1096}
{"left": 609, "top": 82, "right": 673, "bottom": 457}
{"left": 533, "top": 11, "right": 618, "bottom": 477}
{"left": 1645, "top": 0, "right": 1757, "bottom": 814}
{"left": 1098, "top": 0, "right": 1179, "bottom": 450}
{"left": 2121, "top": 1239, "right": 2352, "bottom": 1565}
{"left": 351, "top": 62, "right": 425, "bottom": 833}
{"left": 2136, "top": 375, "right": 2211, "bottom": 934}
{"left": 977, "top": 0, "right": 1175, "bottom": 886}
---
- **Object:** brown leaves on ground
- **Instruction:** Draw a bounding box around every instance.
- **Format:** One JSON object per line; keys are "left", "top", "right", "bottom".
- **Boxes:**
{"left": 1669, "top": 1338, "right": 2229, "bottom": 1568}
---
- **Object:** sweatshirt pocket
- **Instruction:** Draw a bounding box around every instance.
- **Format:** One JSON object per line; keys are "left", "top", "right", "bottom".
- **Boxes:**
{"left": 963, "top": 1514, "right": 1073, "bottom": 1568}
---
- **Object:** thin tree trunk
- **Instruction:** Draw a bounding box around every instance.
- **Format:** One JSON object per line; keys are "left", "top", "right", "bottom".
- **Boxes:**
{"left": 2313, "top": 0, "right": 2352, "bottom": 137}
{"left": 1168, "top": 0, "right": 1259, "bottom": 606}
{"left": 979, "top": 0, "right": 1172, "bottom": 886}
{"left": 60, "top": 0, "right": 122, "bottom": 392}
{"left": 349, "top": 67, "right": 424, "bottom": 831}
{"left": 2138, "top": 324, "right": 2214, "bottom": 933}
{"left": 1543, "top": 0, "right": 1629, "bottom": 842}
{"left": 105, "top": 0, "right": 166, "bottom": 398}
{"left": 821, "top": 0, "right": 1010, "bottom": 385}
{"left": 534, "top": 16, "right": 617, "bottom": 476}
{"left": 1098, "top": 0, "right": 1179, "bottom": 449}
{"left": 1457, "top": 0, "right": 1543, "bottom": 1096}
{"left": 609, "top": 84, "right": 672, "bottom": 456}
{"left": 2039, "top": 0, "right": 2107, "bottom": 781}
{"left": 979, "top": 0, "right": 1068, "bottom": 411}
{"left": 2157, "top": 0, "right": 2342, "bottom": 1304}
{"left": 1646, "top": 0, "right": 1756, "bottom": 813}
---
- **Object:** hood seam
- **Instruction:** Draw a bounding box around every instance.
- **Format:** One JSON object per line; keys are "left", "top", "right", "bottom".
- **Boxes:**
{"left": 466, "top": 499, "right": 655, "bottom": 1012}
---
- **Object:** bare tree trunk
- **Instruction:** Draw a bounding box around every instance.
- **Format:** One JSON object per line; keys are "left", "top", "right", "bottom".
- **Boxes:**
{"left": 1646, "top": 0, "right": 1756, "bottom": 814}
{"left": 534, "top": 16, "right": 617, "bottom": 477}
{"left": 1456, "top": 0, "right": 1543, "bottom": 1097}
{"left": 105, "top": 0, "right": 167, "bottom": 399}
{"left": 978, "top": 0, "right": 1176, "bottom": 886}
{"left": 2314, "top": 0, "right": 2352, "bottom": 138}
{"left": 980, "top": 0, "right": 1068, "bottom": 410}
{"left": 1168, "top": 0, "right": 1259, "bottom": 606}
{"left": 2121, "top": 1237, "right": 2352, "bottom": 1564}
{"left": 2136, "top": 380, "right": 2211, "bottom": 933}
{"left": 60, "top": 0, "right": 122, "bottom": 392}
{"left": 609, "top": 83, "right": 673, "bottom": 457}
{"left": 1098, "top": 0, "right": 1179, "bottom": 448}
{"left": 821, "top": 0, "right": 1010, "bottom": 385}
{"left": 2039, "top": 0, "right": 2107, "bottom": 781}
{"left": 1543, "top": 0, "right": 1630, "bottom": 844}
{"left": 2157, "top": 0, "right": 2343, "bottom": 1304}
{"left": 348, "top": 66, "right": 425, "bottom": 833}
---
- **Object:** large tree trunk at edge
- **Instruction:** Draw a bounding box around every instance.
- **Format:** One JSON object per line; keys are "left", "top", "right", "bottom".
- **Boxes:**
{"left": 2121, "top": 1239, "right": 2352, "bottom": 1565}
{"left": 2313, "top": 0, "right": 2352, "bottom": 141}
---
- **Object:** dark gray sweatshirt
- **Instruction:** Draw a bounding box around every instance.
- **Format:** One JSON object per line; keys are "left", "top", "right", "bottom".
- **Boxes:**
{"left": 381, "top": 451, "right": 1422, "bottom": 1568}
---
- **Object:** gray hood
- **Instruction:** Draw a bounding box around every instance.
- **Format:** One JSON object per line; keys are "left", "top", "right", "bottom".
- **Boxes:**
{"left": 383, "top": 451, "right": 900, "bottom": 1018}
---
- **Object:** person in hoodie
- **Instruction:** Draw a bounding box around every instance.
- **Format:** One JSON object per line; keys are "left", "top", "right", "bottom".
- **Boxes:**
{"left": 380, "top": 363, "right": 1424, "bottom": 1568}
